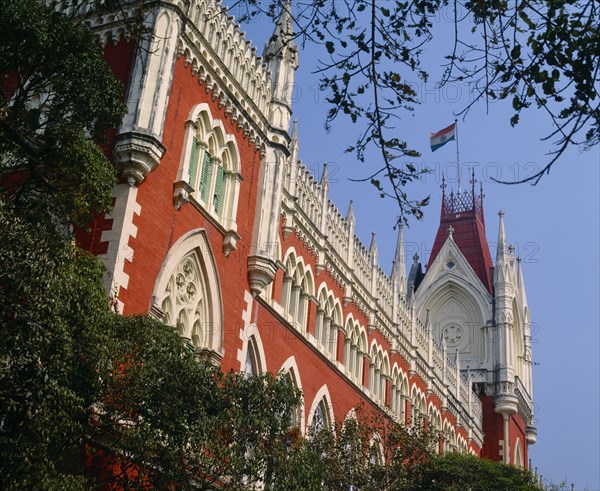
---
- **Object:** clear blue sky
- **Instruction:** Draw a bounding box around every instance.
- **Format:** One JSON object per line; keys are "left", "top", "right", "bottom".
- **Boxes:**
{"left": 233, "top": 4, "right": 600, "bottom": 488}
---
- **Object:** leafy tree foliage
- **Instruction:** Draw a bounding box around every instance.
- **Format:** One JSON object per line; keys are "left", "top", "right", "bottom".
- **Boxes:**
{"left": 0, "top": 0, "right": 124, "bottom": 226}
{"left": 0, "top": 202, "right": 112, "bottom": 489}
{"left": 266, "top": 409, "right": 539, "bottom": 491}
{"left": 0, "top": 206, "right": 300, "bottom": 490}
{"left": 233, "top": 0, "right": 599, "bottom": 220}
{"left": 410, "top": 452, "right": 540, "bottom": 491}
{"left": 90, "top": 315, "right": 301, "bottom": 490}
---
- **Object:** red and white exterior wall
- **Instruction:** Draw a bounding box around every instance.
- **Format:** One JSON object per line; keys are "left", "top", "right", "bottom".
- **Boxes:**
{"left": 75, "top": 0, "right": 536, "bottom": 467}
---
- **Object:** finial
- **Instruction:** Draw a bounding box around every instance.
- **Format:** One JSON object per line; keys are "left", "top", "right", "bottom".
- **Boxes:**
{"left": 517, "top": 256, "right": 522, "bottom": 263}
{"left": 413, "top": 253, "right": 419, "bottom": 263}
{"left": 448, "top": 225, "right": 454, "bottom": 237}
{"left": 480, "top": 181, "right": 484, "bottom": 208}
{"left": 498, "top": 210, "right": 504, "bottom": 218}
{"left": 508, "top": 244, "right": 515, "bottom": 254}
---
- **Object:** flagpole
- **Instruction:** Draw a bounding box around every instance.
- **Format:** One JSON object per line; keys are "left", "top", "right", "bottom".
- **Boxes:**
{"left": 455, "top": 118, "right": 460, "bottom": 193}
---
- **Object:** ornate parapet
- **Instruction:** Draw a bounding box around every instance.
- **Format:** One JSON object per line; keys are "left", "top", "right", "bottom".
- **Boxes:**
{"left": 113, "top": 131, "right": 165, "bottom": 186}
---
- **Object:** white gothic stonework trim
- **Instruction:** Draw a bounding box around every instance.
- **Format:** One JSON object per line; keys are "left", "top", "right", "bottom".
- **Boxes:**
{"left": 100, "top": 183, "right": 141, "bottom": 311}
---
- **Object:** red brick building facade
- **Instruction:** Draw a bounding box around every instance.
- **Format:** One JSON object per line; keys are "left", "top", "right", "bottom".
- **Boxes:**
{"left": 78, "top": 0, "right": 536, "bottom": 468}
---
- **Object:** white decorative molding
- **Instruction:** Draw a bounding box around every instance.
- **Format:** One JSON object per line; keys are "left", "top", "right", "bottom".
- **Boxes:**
{"left": 99, "top": 183, "right": 141, "bottom": 312}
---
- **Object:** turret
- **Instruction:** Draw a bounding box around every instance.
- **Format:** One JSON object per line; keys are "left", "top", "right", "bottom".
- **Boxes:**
{"left": 264, "top": 0, "right": 298, "bottom": 132}
{"left": 346, "top": 199, "right": 355, "bottom": 229}
{"left": 492, "top": 211, "right": 518, "bottom": 462}
{"left": 516, "top": 256, "right": 528, "bottom": 311}
{"left": 517, "top": 257, "right": 535, "bottom": 403}
{"left": 345, "top": 199, "right": 355, "bottom": 270}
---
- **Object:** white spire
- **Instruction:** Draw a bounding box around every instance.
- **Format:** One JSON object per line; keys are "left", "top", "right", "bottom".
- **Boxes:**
{"left": 318, "top": 163, "right": 329, "bottom": 235}
{"left": 494, "top": 210, "right": 507, "bottom": 284}
{"left": 291, "top": 118, "right": 299, "bottom": 143}
{"left": 391, "top": 223, "right": 406, "bottom": 295}
{"left": 346, "top": 199, "right": 355, "bottom": 224}
{"left": 320, "top": 162, "right": 329, "bottom": 189}
{"left": 369, "top": 232, "right": 378, "bottom": 262}
{"left": 517, "top": 257, "right": 528, "bottom": 308}
{"left": 496, "top": 210, "right": 507, "bottom": 264}
{"left": 263, "top": 0, "right": 296, "bottom": 56}
{"left": 455, "top": 348, "right": 461, "bottom": 398}
{"left": 287, "top": 119, "right": 300, "bottom": 196}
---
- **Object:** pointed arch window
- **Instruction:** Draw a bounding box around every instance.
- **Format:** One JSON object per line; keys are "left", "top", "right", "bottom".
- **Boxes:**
{"left": 369, "top": 346, "right": 390, "bottom": 406}
{"left": 284, "top": 371, "right": 301, "bottom": 428}
{"left": 177, "top": 105, "right": 241, "bottom": 240}
{"left": 344, "top": 320, "right": 366, "bottom": 385}
{"left": 391, "top": 369, "right": 408, "bottom": 422}
{"left": 281, "top": 250, "right": 314, "bottom": 333}
{"left": 160, "top": 250, "right": 209, "bottom": 350}
{"left": 244, "top": 336, "right": 261, "bottom": 376}
{"left": 311, "top": 399, "right": 329, "bottom": 434}
{"left": 315, "top": 287, "right": 341, "bottom": 359}
{"left": 514, "top": 439, "right": 524, "bottom": 467}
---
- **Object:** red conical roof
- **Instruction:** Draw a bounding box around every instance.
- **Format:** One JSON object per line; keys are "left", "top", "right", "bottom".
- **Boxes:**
{"left": 427, "top": 175, "right": 493, "bottom": 293}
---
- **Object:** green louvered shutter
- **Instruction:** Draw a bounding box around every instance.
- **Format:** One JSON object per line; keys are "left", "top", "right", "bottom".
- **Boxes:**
{"left": 188, "top": 138, "right": 199, "bottom": 186}
{"left": 213, "top": 164, "right": 224, "bottom": 215}
{"left": 199, "top": 151, "right": 212, "bottom": 201}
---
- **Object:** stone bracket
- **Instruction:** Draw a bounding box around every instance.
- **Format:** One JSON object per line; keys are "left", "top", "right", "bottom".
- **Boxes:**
{"left": 247, "top": 255, "right": 279, "bottom": 297}
{"left": 113, "top": 131, "right": 166, "bottom": 186}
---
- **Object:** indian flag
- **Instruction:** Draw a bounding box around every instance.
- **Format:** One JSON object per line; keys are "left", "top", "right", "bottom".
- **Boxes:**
{"left": 430, "top": 123, "right": 456, "bottom": 152}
